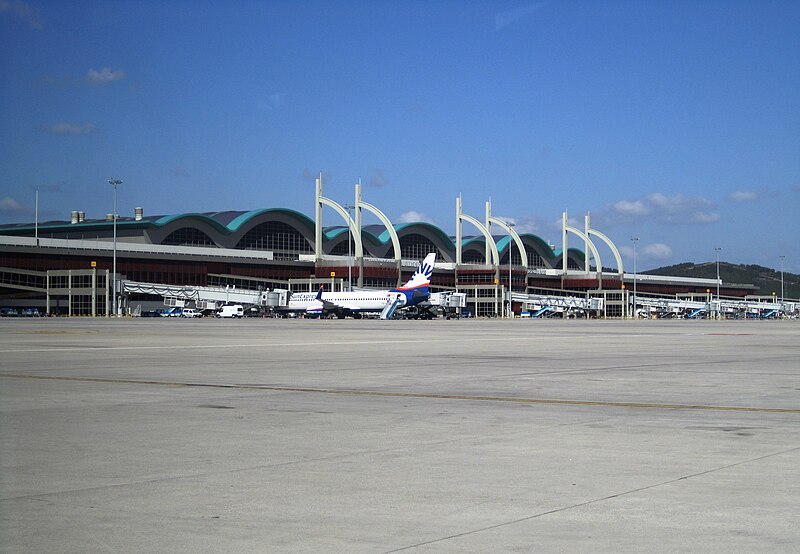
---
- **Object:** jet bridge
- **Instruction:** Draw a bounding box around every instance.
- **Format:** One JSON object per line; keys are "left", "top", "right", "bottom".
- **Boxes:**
{"left": 632, "top": 295, "right": 794, "bottom": 319}
{"left": 122, "top": 281, "right": 287, "bottom": 310}
{"left": 510, "top": 291, "right": 603, "bottom": 317}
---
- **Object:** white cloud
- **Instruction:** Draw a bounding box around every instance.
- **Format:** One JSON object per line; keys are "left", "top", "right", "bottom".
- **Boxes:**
{"left": 688, "top": 211, "right": 720, "bottom": 224}
{"left": 643, "top": 243, "right": 673, "bottom": 259}
{"left": 728, "top": 190, "right": 759, "bottom": 202}
{"left": 0, "top": 0, "right": 43, "bottom": 29}
{"left": 620, "top": 242, "right": 673, "bottom": 261}
{"left": 40, "top": 122, "right": 96, "bottom": 135}
{"left": 612, "top": 199, "right": 649, "bottom": 217}
{"left": 0, "top": 197, "right": 24, "bottom": 213}
{"left": 88, "top": 67, "right": 125, "bottom": 85}
{"left": 601, "top": 192, "right": 718, "bottom": 226}
{"left": 397, "top": 211, "right": 434, "bottom": 224}
{"left": 646, "top": 192, "right": 713, "bottom": 213}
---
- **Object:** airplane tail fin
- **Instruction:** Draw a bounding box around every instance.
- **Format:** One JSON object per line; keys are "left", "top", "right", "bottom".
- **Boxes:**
{"left": 315, "top": 285, "right": 324, "bottom": 300}
{"left": 398, "top": 253, "right": 436, "bottom": 290}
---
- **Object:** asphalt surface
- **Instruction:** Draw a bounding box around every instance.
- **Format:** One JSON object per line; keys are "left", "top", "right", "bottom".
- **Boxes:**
{"left": 1, "top": 317, "right": 798, "bottom": 552}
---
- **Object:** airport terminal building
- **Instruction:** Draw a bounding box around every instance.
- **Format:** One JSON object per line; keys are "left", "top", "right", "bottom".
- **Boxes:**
{"left": 0, "top": 182, "right": 761, "bottom": 317}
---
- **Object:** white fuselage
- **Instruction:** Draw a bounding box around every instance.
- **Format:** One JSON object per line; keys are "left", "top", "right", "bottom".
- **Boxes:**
{"left": 287, "top": 290, "right": 407, "bottom": 313}
{"left": 284, "top": 253, "right": 435, "bottom": 316}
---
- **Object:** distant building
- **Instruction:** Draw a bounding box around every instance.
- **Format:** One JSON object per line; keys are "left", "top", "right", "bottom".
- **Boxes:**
{"left": 0, "top": 205, "right": 756, "bottom": 316}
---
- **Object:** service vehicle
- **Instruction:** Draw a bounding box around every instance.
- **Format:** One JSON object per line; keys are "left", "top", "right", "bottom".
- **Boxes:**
{"left": 216, "top": 304, "right": 244, "bottom": 318}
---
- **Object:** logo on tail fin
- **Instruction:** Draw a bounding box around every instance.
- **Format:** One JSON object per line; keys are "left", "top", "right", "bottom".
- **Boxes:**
{"left": 398, "top": 253, "right": 436, "bottom": 290}
{"left": 417, "top": 258, "right": 434, "bottom": 280}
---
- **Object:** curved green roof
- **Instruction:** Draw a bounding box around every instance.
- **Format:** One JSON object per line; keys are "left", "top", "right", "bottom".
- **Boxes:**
{"left": 462, "top": 236, "right": 486, "bottom": 248}
{"left": 153, "top": 213, "right": 232, "bottom": 234}
{"left": 152, "top": 208, "right": 316, "bottom": 235}
{"left": 324, "top": 227, "right": 349, "bottom": 240}
{"left": 327, "top": 227, "right": 388, "bottom": 244}
{"left": 494, "top": 234, "right": 560, "bottom": 257}
{"left": 524, "top": 234, "right": 556, "bottom": 257}
{"left": 227, "top": 208, "right": 314, "bottom": 232}
{"left": 392, "top": 222, "right": 455, "bottom": 252}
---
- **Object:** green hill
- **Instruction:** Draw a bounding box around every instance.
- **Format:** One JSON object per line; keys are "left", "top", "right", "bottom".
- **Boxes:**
{"left": 645, "top": 262, "right": 799, "bottom": 299}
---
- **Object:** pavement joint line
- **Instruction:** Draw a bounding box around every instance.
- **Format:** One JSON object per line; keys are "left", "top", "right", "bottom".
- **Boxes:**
{"left": 0, "top": 434, "right": 476, "bottom": 504}
{"left": 2, "top": 373, "right": 799, "bottom": 414}
{"left": 0, "top": 336, "right": 502, "bottom": 354}
{"left": 0, "top": 419, "right": 600, "bottom": 504}
{"left": 383, "top": 444, "right": 800, "bottom": 553}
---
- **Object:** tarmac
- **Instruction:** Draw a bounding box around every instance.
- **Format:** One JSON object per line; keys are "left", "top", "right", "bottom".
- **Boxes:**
{"left": 1, "top": 317, "right": 798, "bottom": 552}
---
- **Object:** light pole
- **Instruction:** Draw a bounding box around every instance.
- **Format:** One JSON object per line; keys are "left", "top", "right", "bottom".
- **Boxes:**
{"left": 344, "top": 204, "right": 355, "bottom": 291}
{"left": 631, "top": 237, "right": 639, "bottom": 319}
{"left": 507, "top": 222, "right": 515, "bottom": 318}
{"left": 713, "top": 247, "right": 723, "bottom": 320}
{"left": 108, "top": 179, "right": 123, "bottom": 317}
{"left": 779, "top": 255, "right": 785, "bottom": 303}
{"left": 35, "top": 186, "right": 39, "bottom": 247}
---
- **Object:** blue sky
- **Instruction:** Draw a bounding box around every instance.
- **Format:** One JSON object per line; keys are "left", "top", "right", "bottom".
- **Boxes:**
{"left": 1, "top": 0, "right": 798, "bottom": 272}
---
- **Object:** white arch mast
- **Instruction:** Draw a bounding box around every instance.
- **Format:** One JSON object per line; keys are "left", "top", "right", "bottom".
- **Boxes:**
{"left": 562, "top": 211, "right": 603, "bottom": 282}
{"left": 586, "top": 212, "right": 624, "bottom": 277}
{"left": 456, "top": 195, "right": 499, "bottom": 266}
{"left": 355, "top": 180, "right": 402, "bottom": 286}
{"left": 315, "top": 174, "right": 363, "bottom": 262}
{"left": 485, "top": 198, "right": 528, "bottom": 269}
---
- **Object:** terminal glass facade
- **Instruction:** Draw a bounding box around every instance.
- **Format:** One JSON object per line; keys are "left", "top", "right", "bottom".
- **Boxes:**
{"left": 162, "top": 228, "right": 216, "bottom": 247}
{"left": 527, "top": 251, "right": 546, "bottom": 269}
{"left": 461, "top": 250, "right": 485, "bottom": 264}
{"left": 236, "top": 222, "right": 313, "bottom": 260}
{"left": 399, "top": 234, "right": 442, "bottom": 261}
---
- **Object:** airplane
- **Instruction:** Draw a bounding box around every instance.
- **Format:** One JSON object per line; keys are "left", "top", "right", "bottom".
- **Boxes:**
{"left": 283, "top": 253, "right": 436, "bottom": 319}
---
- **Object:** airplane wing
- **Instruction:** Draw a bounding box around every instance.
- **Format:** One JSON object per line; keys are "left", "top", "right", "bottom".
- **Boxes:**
{"left": 318, "top": 298, "right": 339, "bottom": 310}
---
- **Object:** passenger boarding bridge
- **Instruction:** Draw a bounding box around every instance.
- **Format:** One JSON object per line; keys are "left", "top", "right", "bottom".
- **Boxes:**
{"left": 510, "top": 289, "right": 797, "bottom": 319}
{"left": 122, "top": 277, "right": 797, "bottom": 320}
{"left": 123, "top": 281, "right": 286, "bottom": 311}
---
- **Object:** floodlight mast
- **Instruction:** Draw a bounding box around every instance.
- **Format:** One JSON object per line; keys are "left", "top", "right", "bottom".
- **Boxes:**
{"left": 344, "top": 204, "right": 355, "bottom": 291}
{"left": 109, "top": 179, "right": 123, "bottom": 317}
{"left": 507, "top": 222, "right": 515, "bottom": 318}
{"left": 631, "top": 237, "right": 639, "bottom": 319}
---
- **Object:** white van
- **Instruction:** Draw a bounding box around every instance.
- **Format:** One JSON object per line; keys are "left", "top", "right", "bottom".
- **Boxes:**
{"left": 216, "top": 304, "right": 244, "bottom": 318}
{"left": 181, "top": 308, "right": 202, "bottom": 318}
